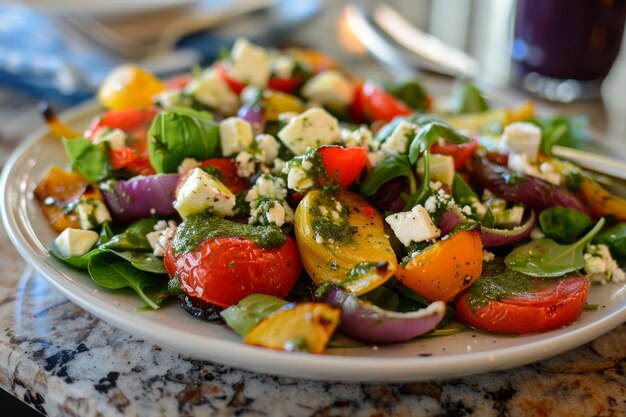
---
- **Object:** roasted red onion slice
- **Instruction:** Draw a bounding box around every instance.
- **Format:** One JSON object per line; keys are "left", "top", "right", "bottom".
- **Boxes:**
{"left": 481, "top": 210, "right": 536, "bottom": 248}
{"left": 324, "top": 286, "right": 445, "bottom": 343}
{"left": 472, "top": 156, "right": 587, "bottom": 213}
{"left": 101, "top": 174, "right": 180, "bottom": 223}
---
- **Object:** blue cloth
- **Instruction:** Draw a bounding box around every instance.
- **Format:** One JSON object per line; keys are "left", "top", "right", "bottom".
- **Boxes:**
{"left": 0, "top": 1, "right": 320, "bottom": 104}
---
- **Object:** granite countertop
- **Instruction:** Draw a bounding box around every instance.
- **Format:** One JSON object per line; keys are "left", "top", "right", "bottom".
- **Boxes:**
{"left": 0, "top": 221, "right": 624, "bottom": 417}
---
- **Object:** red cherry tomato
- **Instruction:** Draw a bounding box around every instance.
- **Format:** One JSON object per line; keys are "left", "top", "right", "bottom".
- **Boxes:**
{"left": 349, "top": 82, "right": 412, "bottom": 123}
{"left": 215, "top": 63, "right": 247, "bottom": 94}
{"left": 431, "top": 135, "right": 479, "bottom": 170}
{"left": 267, "top": 76, "right": 301, "bottom": 94}
{"left": 165, "top": 73, "right": 194, "bottom": 90}
{"left": 318, "top": 145, "right": 368, "bottom": 188}
{"left": 198, "top": 158, "right": 250, "bottom": 194}
{"left": 164, "top": 236, "right": 301, "bottom": 307}
{"left": 455, "top": 275, "right": 589, "bottom": 334}
{"left": 87, "top": 109, "right": 158, "bottom": 176}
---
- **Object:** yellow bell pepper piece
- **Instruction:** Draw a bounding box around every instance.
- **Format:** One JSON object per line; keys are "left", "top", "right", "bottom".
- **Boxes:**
{"left": 98, "top": 64, "right": 165, "bottom": 110}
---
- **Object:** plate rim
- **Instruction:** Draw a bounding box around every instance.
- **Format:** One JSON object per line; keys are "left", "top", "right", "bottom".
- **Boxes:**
{"left": 2, "top": 101, "right": 625, "bottom": 382}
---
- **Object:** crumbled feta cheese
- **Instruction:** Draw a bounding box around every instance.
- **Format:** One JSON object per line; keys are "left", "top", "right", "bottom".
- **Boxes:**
{"left": 508, "top": 153, "right": 561, "bottom": 185}
{"left": 228, "top": 38, "right": 272, "bottom": 87}
{"left": 380, "top": 122, "right": 417, "bottom": 155}
{"left": 499, "top": 122, "right": 542, "bottom": 161}
{"left": 417, "top": 154, "right": 455, "bottom": 187}
{"left": 461, "top": 205, "right": 473, "bottom": 216}
{"left": 287, "top": 164, "right": 314, "bottom": 192}
{"left": 235, "top": 150, "right": 256, "bottom": 178}
{"left": 54, "top": 228, "right": 99, "bottom": 258}
{"left": 249, "top": 199, "right": 294, "bottom": 227}
{"left": 301, "top": 70, "right": 355, "bottom": 108}
{"left": 277, "top": 107, "right": 340, "bottom": 155}
{"left": 152, "top": 221, "right": 177, "bottom": 257}
{"left": 76, "top": 199, "right": 112, "bottom": 230}
{"left": 584, "top": 244, "right": 626, "bottom": 284}
{"left": 177, "top": 158, "right": 201, "bottom": 174}
{"left": 424, "top": 195, "right": 438, "bottom": 213}
{"left": 91, "top": 128, "right": 126, "bottom": 151}
{"left": 530, "top": 227, "right": 545, "bottom": 240}
{"left": 272, "top": 158, "right": 287, "bottom": 174}
{"left": 482, "top": 250, "right": 495, "bottom": 262}
{"left": 254, "top": 134, "right": 280, "bottom": 164}
{"left": 246, "top": 174, "right": 288, "bottom": 202}
{"left": 174, "top": 168, "right": 236, "bottom": 217}
{"left": 185, "top": 69, "right": 239, "bottom": 115}
{"left": 340, "top": 126, "right": 375, "bottom": 150}
{"left": 429, "top": 181, "right": 443, "bottom": 191}
{"left": 385, "top": 205, "right": 441, "bottom": 246}
{"left": 219, "top": 117, "right": 254, "bottom": 157}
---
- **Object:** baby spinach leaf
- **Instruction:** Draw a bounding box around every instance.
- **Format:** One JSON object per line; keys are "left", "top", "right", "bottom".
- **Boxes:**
{"left": 221, "top": 294, "right": 289, "bottom": 337}
{"left": 383, "top": 79, "right": 428, "bottom": 111}
{"left": 452, "top": 173, "right": 478, "bottom": 206}
{"left": 100, "top": 218, "right": 158, "bottom": 251}
{"left": 62, "top": 137, "right": 111, "bottom": 182}
{"left": 109, "top": 251, "right": 168, "bottom": 274}
{"left": 539, "top": 206, "right": 592, "bottom": 242}
{"left": 505, "top": 218, "right": 605, "bottom": 277}
{"left": 360, "top": 154, "right": 416, "bottom": 196}
{"left": 148, "top": 108, "right": 220, "bottom": 173}
{"left": 408, "top": 122, "right": 470, "bottom": 164}
{"left": 49, "top": 243, "right": 105, "bottom": 270}
{"left": 88, "top": 252, "right": 162, "bottom": 309}
{"left": 448, "top": 80, "right": 489, "bottom": 114}
{"left": 537, "top": 116, "right": 589, "bottom": 156}
{"left": 594, "top": 222, "right": 626, "bottom": 259}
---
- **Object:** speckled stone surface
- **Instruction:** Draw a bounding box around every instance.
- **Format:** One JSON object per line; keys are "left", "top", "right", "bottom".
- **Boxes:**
{"left": 0, "top": 224, "right": 624, "bottom": 417}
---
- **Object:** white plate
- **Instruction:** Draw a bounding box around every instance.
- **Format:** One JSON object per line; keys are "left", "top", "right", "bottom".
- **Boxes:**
{"left": 2, "top": 102, "right": 626, "bottom": 382}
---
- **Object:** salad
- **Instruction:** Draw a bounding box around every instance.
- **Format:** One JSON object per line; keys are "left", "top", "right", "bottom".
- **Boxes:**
{"left": 36, "top": 38, "right": 626, "bottom": 354}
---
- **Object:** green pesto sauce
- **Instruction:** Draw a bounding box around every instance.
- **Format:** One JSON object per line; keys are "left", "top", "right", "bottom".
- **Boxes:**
{"left": 172, "top": 211, "right": 286, "bottom": 254}
{"left": 310, "top": 195, "right": 356, "bottom": 244}
{"left": 342, "top": 261, "right": 388, "bottom": 285}
{"left": 466, "top": 270, "right": 558, "bottom": 311}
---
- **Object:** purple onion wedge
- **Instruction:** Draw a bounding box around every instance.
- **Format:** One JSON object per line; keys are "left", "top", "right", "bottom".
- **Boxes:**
{"left": 324, "top": 286, "right": 446, "bottom": 343}
{"left": 237, "top": 104, "right": 265, "bottom": 135}
{"left": 101, "top": 174, "right": 180, "bottom": 223}
{"left": 472, "top": 156, "right": 587, "bottom": 213}
{"left": 481, "top": 209, "right": 536, "bottom": 248}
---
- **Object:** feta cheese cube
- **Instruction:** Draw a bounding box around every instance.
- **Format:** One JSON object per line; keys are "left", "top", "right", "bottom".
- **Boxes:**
{"left": 499, "top": 122, "right": 541, "bottom": 161}
{"left": 92, "top": 128, "right": 126, "bottom": 151}
{"left": 54, "top": 228, "right": 99, "bottom": 258}
{"left": 301, "top": 70, "right": 355, "bottom": 108}
{"left": 417, "top": 154, "right": 455, "bottom": 187}
{"left": 219, "top": 117, "right": 254, "bottom": 157}
{"left": 228, "top": 38, "right": 272, "bottom": 87}
{"left": 174, "top": 168, "right": 236, "bottom": 217}
{"left": 235, "top": 150, "right": 256, "bottom": 178}
{"left": 385, "top": 205, "right": 441, "bottom": 246}
{"left": 255, "top": 134, "right": 279, "bottom": 164}
{"left": 340, "top": 126, "right": 375, "bottom": 149}
{"left": 277, "top": 107, "right": 340, "bottom": 155}
{"left": 380, "top": 122, "right": 417, "bottom": 155}
{"left": 185, "top": 69, "right": 239, "bottom": 115}
{"left": 76, "top": 199, "right": 112, "bottom": 230}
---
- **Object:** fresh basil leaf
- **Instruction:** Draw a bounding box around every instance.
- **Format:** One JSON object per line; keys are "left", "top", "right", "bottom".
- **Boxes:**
{"left": 537, "top": 116, "right": 589, "bottom": 156}
{"left": 101, "top": 218, "right": 158, "bottom": 251}
{"left": 62, "top": 137, "right": 111, "bottom": 182}
{"left": 49, "top": 243, "right": 105, "bottom": 270}
{"left": 505, "top": 218, "right": 605, "bottom": 277}
{"left": 594, "top": 223, "right": 626, "bottom": 259}
{"left": 452, "top": 173, "right": 478, "bottom": 206}
{"left": 110, "top": 251, "right": 168, "bottom": 274}
{"left": 220, "top": 294, "right": 289, "bottom": 337}
{"left": 539, "top": 206, "right": 592, "bottom": 242}
{"left": 88, "top": 252, "right": 162, "bottom": 309}
{"left": 408, "top": 122, "right": 470, "bottom": 165}
{"left": 403, "top": 150, "right": 432, "bottom": 209}
{"left": 360, "top": 155, "right": 416, "bottom": 196}
{"left": 148, "top": 108, "right": 220, "bottom": 173}
{"left": 482, "top": 206, "right": 496, "bottom": 228}
{"left": 383, "top": 79, "right": 428, "bottom": 111}
{"left": 375, "top": 113, "right": 441, "bottom": 144}
{"left": 448, "top": 81, "right": 489, "bottom": 114}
